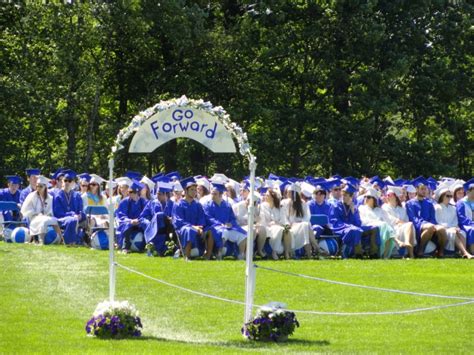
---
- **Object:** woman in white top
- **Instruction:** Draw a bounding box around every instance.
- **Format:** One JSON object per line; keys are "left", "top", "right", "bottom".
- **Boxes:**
{"left": 435, "top": 189, "right": 473, "bottom": 259}
{"left": 20, "top": 176, "right": 62, "bottom": 243}
{"left": 280, "top": 183, "right": 316, "bottom": 259}
{"left": 359, "top": 188, "right": 397, "bottom": 258}
{"left": 259, "top": 188, "right": 285, "bottom": 260}
{"left": 382, "top": 187, "right": 416, "bottom": 258}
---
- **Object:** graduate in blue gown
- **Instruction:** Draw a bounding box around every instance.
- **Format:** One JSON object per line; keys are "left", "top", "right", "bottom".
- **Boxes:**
{"left": 140, "top": 182, "right": 174, "bottom": 255}
{"left": 52, "top": 170, "right": 86, "bottom": 245}
{"left": 329, "top": 184, "right": 378, "bottom": 258}
{"left": 308, "top": 184, "right": 333, "bottom": 238}
{"left": 455, "top": 180, "right": 474, "bottom": 254}
{"left": 115, "top": 180, "right": 148, "bottom": 252}
{"left": 172, "top": 177, "right": 207, "bottom": 260}
{"left": 405, "top": 177, "right": 447, "bottom": 257}
{"left": 20, "top": 169, "right": 41, "bottom": 205}
{"left": 203, "top": 183, "right": 247, "bottom": 260}
{"left": 0, "top": 175, "right": 22, "bottom": 226}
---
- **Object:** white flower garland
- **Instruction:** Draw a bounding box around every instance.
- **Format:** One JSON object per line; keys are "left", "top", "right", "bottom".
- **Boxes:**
{"left": 93, "top": 300, "right": 139, "bottom": 318}
{"left": 111, "top": 95, "right": 252, "bottom": 158}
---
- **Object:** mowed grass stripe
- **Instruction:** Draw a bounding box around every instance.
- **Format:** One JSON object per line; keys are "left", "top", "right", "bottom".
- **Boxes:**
{"left": 1, "top": 243, "right": 473, "bottom": 353}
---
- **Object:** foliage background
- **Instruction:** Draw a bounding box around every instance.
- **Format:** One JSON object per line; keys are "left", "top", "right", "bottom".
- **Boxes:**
{"left": 1, "top": 0, "right": 472, "bottom": 180}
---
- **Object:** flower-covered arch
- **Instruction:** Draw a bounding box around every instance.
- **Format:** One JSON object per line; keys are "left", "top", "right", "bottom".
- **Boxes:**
{"left": 106, "top": 95, "right": 257, "bottom": 324}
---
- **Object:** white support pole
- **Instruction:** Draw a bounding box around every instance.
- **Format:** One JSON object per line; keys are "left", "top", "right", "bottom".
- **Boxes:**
{"left": 108, "top": 158, "right": 116, "bottom": 302}
{"left": 244, "top": 155, "right": 257, "bottom": 324}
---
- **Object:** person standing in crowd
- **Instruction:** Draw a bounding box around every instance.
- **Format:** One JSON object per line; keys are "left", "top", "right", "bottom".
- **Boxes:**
{"left": 435, "top": 188, "right": 473, "bottom": 259}
{"left": 52, "top": 170, "right": 86, "bottom": 245}
{"left": 280, "top": 183, "right": 317, "bottom": 259}
{"left": 203, "top": 183, "right": 247, "bottom": 260}
{"left": 330, "top": 184, "right": 378, "bottom": 258}
{"left": 21, "top": 175, "right": 62, "bottom": 243}
{"left": 19, "top": 169, "right": 40, "bottom": 205}
{"left": 382, "top": 187, "right": 416, "bottom": 258}
{"left": 259, "top": 188, "right": 285, "bottom": 260}
{"left": 115, "top": 180, "right": 148, "bottom": 253}
{"left": 456, "top": 179, "right": 474, "bottom": 255}
{"left": 172, "top": 177, "right": 208, "bottom": 261}
{"left": 406, "top": 178, "right": 448, "bottom": 258}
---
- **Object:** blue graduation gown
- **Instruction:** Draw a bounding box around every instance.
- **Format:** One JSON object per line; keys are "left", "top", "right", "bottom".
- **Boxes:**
{"left": 329, "top": 201, "right": 364, "bottom": 252}
{"left": 308, "top": 200, "right": 332, "bottom": 237}
{"left": 115, "top": 197, "right": 147, "bottom": 249}
{"left": 203, "top": 199, "right": 245, "bottom": 249}
{"left": 456, "top": 199, "right": 474, "bottom": 247}
{"left": 140, "top": 200, "right": 167, "bottom": 253}
{"left": 172, "top": 199, "right": 206, "bottom": 250}
{"left": 0, "top": 188, "right": 21, "bottom": 224}
{"left": 406, "top": 198, "right": 437, "bottom": 240}
{"left": 20, "top": 186, "right": 32, "bottom": 205}
{"left": 52, "top": 190, "right": 85, "bottom": 244}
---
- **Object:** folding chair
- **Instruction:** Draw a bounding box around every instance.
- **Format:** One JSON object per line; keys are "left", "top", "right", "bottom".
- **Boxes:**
{"left": 84, "top": 205, "right": 110, "bottom": 232}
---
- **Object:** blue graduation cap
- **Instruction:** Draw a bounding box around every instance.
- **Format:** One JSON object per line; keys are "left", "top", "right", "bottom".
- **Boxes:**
{"left": 129, "top": 179, "right": 144, "bottom": 191}
{"left": 78, "top": 173, "right": 91, "bottom": 182}
{"left": 63, "top": 170, "right": 77, "bottom": 180}
{"left": 369, "top": 176, "right": 386, "bottom": 189}
{"left": 259, "top": 186, "right": 268, "bottom": 194}
{"left": 165, "top": 171, "right": 181, "bottom": 180}
{"left": 343, "top": 176, "right": 360, "bottom": 187}
{"left": 393, "top": 178, "right": 406, "bottom": 187}
{"left": 157, "top": 181, "right": 173, "bottom": 193}
{"left": 25, "top": 168, "right": 41, "bottom": 176}
{"left": 180, "top": 176, "right": 197, "bottom": 189}
{"left": 125, "top": 170, "right": 143, "bottom": 180}
{"left": 426, "top": 177, "right": 438, "bottom": 190}
{"left": 211, "top": 183, "right": 226, "bottom": 193}
{"left": 314, "top": 183, "right": 329, "bottom": 193}
{"left": 326, "top": 178, "right": 342, "bottom": 190}
{"left": 151, "top": 173, "right": 164, "bottom": 182}
{"left": 342, "top": 183, "right": 357, "bottom": 195}
{"left": 5, "top": 175, "right": 22, "bottom": 185}
{"left": 51, "top": 168, "right": 66, "bottom": 180}
{"left": 268, "top": 173, "right": 280, "bottom": 180}
{"left": 463, "top": 178, "right": 474, "bottom": 192}
{"left": 331, "top": 174, "right": 342, "bottom": 180}
{"left": 411, "top": 176, "right": 428, "bottom": 188}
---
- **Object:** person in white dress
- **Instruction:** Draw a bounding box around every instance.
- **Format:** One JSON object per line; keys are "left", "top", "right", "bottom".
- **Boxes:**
{"left": 359, "top": 188, "right": 397, "bottom": 258}
{"left": 259, "top": 188, "right": 285, "bottom": 260}
{"left": 232, "top": 190, "right": 262, "bottom": 253}
{"left": 382, "top": 186, "right": 417, "bottom": 258}
{"left": 20, "top": 176, "right": 62, "bottom": 243}
{"left": 434, "top": 189, "right": 473, "bottom": 259}
{"left": 280, "top": 183, "right": 317, "bottom": 259}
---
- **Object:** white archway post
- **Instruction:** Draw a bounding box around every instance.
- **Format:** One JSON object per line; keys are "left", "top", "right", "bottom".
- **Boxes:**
{"left": 244, "top": 155, "right": 257, "bottom": 324}
{"left": 108, "top": 158, "right": 116, "bottom": 302}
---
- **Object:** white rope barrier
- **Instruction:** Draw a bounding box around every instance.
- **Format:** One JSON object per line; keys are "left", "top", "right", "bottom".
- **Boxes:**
{"left": 254, "top": 264, "right": 474, "bottom": 301}
{"left": 115, "top": 262, "right": 474, "bottom": 316}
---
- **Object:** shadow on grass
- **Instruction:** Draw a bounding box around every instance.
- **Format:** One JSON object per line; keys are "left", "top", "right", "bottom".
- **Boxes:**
{"left": 123, "top": 335, "right": 330, "bottom": 349}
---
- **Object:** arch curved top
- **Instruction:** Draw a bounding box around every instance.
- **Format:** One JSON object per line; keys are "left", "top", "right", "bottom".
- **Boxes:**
{"left": 110, "top": 95, "right": 253, "bottom": 161}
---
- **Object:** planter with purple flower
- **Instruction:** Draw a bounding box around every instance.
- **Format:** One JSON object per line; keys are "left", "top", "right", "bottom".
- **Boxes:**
{"left": 86, "top": 300, "right": 142, "bottom": 339}
{"left": 242, "top": 302, "right": 299, "bottom": 342}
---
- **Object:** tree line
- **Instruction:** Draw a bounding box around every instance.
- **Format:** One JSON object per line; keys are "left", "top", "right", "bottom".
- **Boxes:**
{"left": 1, "top": 0, "right": 472, "bottom": 180}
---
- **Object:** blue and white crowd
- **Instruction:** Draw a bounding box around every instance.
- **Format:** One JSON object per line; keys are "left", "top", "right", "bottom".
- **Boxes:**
{"left": 1, "top": 168, "right": 474, "bottom": 260}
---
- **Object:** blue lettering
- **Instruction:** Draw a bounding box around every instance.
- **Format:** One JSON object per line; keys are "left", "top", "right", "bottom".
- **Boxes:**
{"left": 200, "top": 123, "right": 208, "bottom": 132}
{"left": 172, "top": 109, "right": 183, "bottom": 121}
{"left": 150, "top": 120, "right": 159, "bottom": 139}
{"left": 190, "top": 121, "right": 200, "bottom": 132}
{"left": 163, "top": 122, "right": 172, "bottom": 132}
{"left": 178, "top": 121, "right": 190, "bottom": 131}
{"left": 184, "top": 110, "right": 193, "bottom": 119}
{"left": 205, "top": 123, "right": 217, "bottom": 139}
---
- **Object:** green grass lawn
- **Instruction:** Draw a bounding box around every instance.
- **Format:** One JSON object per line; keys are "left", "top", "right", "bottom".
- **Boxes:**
{"left": 1, "top": 243, "right": 473, "bottom": 354}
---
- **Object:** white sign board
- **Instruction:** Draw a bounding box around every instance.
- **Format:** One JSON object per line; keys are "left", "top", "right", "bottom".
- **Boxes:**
{"left": 129, "top": 106, "right": 236, "bottom": 153}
